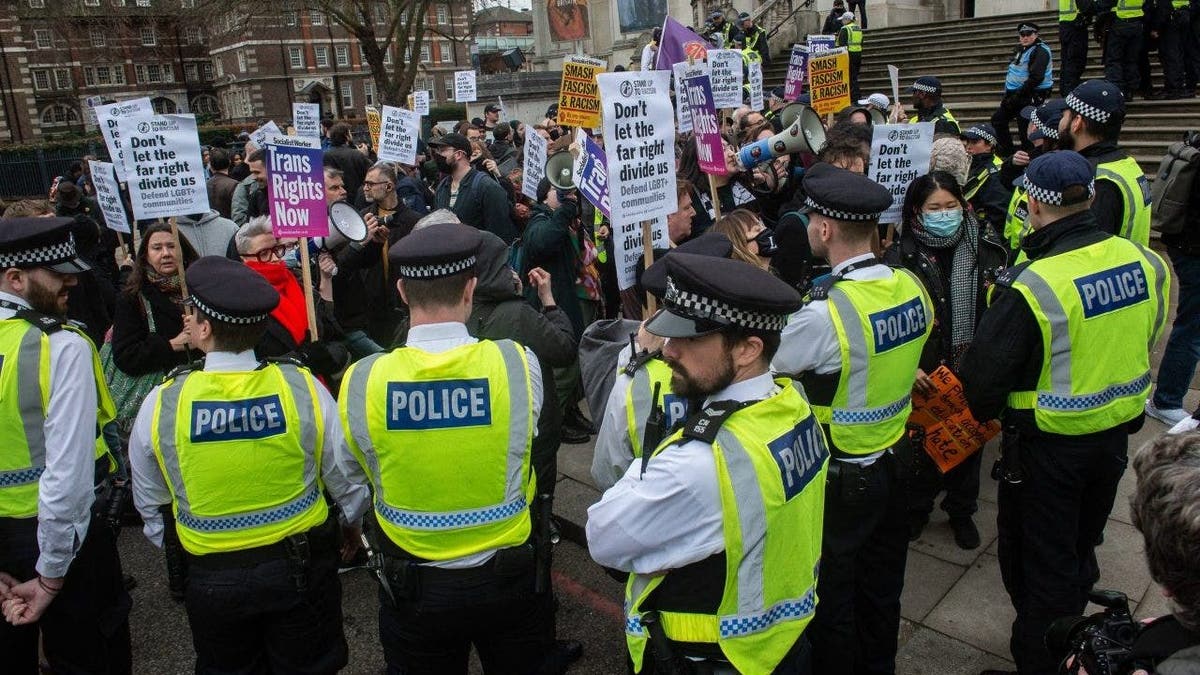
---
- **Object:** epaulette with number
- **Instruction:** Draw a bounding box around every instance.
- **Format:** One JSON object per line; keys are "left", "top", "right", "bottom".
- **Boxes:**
{"left": 15, "top": 309, "right": 63, "bottom": 334}
{"left": 680, "top": 399, "right": 752, "bottom": 444}
{"left": 257, "top": 355, "right": 306, "bottom": 370}
{"left": 623, "top": 348, "right": 662, "bottom": 377}
{"left": 805, "top": 274, "right": 838, "bottom": 303}
{"left": 993, "top": 260, "right": 1033, "bottom": 288}
{"left": 164, "top": 360, "right": 203, "bottom": 381}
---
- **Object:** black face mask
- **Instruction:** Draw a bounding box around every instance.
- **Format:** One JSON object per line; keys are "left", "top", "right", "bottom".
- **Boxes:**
{"left": 435, "top": 154, "right": 455, "bottom": 173}
{"left": 754, "top": 229, "right": 778, "bottom": 258}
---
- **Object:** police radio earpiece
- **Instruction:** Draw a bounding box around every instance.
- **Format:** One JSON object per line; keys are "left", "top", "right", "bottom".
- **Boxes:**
{"left": 738, "top": 105, "right": 826, "bottom": 171}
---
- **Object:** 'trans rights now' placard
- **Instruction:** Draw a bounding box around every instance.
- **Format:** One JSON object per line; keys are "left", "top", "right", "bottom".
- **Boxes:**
{"left": 266, "top": 134, "right": 327, "bottom": 238}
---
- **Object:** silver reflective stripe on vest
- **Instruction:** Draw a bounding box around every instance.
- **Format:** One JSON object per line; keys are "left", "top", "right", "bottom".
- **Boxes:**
{"left": 629, "top": 366, "right": 653, "bottom": 455}
{"left": 1095, "top": 167, "right": 1139, "bottom": 240}
{"left": 15, "top": 327, "right": 46, "bottom": 474}
{"left": 346, "top": 352, "right": 385, "bottom": 488}
{"left": 156, "top": 366, "right": 320, "bottom": 531}
{"left": 826, "top": 288, "right": 869, "bottom": 408}
{"left": 1016, "top": 269, "right": 1073, "bottom": 392}
{"left": 497, "top": 340, "right": 532, "bottom": 504}
{"left": 1133, "top": 242, "right": 1168, "bottom": 353}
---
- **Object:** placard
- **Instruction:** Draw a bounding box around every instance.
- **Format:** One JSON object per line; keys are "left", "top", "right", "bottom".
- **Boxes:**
{"left": 521, "top": 130, "right": 548, "bottom": 200}
{"left": 377, "top": 105, "right": 420, "bottom": 165}
{"left": 292, "top": 103, "right": 321, "bottom": 138}
{"left": 706, "top": 49, "right": 744, "bottom": 110}
{"left": 671, "top": 61, "right": 700, "bottom": 134}
{"left": 88, "top": 160, "right": 130, "bottom": 234}
{"left": 596, "top": 70, "right": 677, "bottom": 226}
{"left": 454, "top": 70, "right": 477, "bottom": 103}
{"left": 680, "top": 68, "right": 726, "bottom": 176}
{"left": 557, "top": 54, "right": 606, "bottom": 128}
{"left": 412, "top": 90, "right": 430, "bottom": 116}
{"left": 616, "top": 217, "right": 669, "bottom": 290}
{"left": 807, "top": 34, "right": 836, "bottom": 54}
{"left": 575, "top": 133, "right": 611, "bottom": 218}
{"left": 122, "top": 114, "right": 209, "bottom": 220}
{"left": 910, "top": 366, "right": 1001, "bottom": 474}
{"left": 867, "top": 122, "right": 935, "bottom": 224}
{"left": 95, "top": 97, "right": 152, "bottom": 182}
{"left": 888, "top": 65, "right": 902, "bottom": 120}
{"left": 365, "top": 107, "right": 382, "bottom": 149}
{"left": 249, "top": 120, "right": 282, "bottom": 150}
{"left": 809, "top": 47, "right": 851, "bottom": 116}
{"left": 748, "top": 60, "right": 764, "bottom": 112}
{"left": 85, "top": 95, "right": 104, "bottom": 129}
{"left": 783, "top": 45, "right": 808, "bottom": 101}
{"left": 266, "top": 134, "right": 327, "bottom": 238}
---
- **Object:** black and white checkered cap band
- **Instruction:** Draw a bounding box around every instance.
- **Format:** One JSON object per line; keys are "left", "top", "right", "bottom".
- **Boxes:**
{"left": 1024, "top": 179, "right": 1095, "bottom": 206}
{"left": 398, "top": 256, "right": 476, "bottom": 279}
{"left": 1030, "top": 110, "right": 1060, "bottom": 139}
{"left": 965, "top": 126, "right": 998, "bottom": 145}
{"left": 911, "top": 82, "right": 939, "bottom": 94}
{"left": 664, "top": 277, "right": 789, "bottom": 332}
{"left": 0, "top": 235, "right": 77, "bottom": 268}
{"left": 187, "top": 294, "right": 268, "bottom": 325}
{"left": 804, "top": 196, "right": 880, "bottom": 222}
{"left": 1066, "top": 92, "right": 1112, "bottom": 123}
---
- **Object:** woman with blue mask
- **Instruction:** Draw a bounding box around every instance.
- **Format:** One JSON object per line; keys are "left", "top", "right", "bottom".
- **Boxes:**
{"left": 883, "top": 170, "right": 1008, "bottom": 551}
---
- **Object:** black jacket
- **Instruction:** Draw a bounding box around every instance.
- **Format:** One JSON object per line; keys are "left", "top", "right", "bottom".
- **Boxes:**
{"left": 323, "top": 143, "right": 373, "bottom": 197}
{"left": 434, "top": 168, "right": 518, "bottom": 244}
{"left": 965, "top": 153, "right": 1015, "bottom": 233}
{"left": 331, "top": 201, "right": 421, "bottom": 345}
{"left": 111, "top": 284, "right": 192, "bottom": 376}
{"left": 823, "top": 9, "right": 845, "bottom": 34}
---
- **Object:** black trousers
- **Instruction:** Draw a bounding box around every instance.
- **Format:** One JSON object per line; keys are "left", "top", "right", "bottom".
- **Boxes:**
{"left": 990, "top": 90, "right": 1046, "bottom": 157}
{"left": 907, "top": 441, "right": 983, "bottom": 521}
{"left": 378, "top": 561, "right": 552, "bottom": 675}
{"left": 0, "top": 516, "right": 132, "bottom": 675}
{"left": 847, "top": 0, "right": 867, "bottom": 29}
{"left": 996, "top": 427, "right": 1128, "bottom": 675}
{"left": 849, "top": 53, "right": 863, "bottom": 103}
{"left": 810, "top": 450, "right": 908, "bottom": 675}
{"left": 1160, "top": 9, "right": 1198, "bottom": 94}
{"left": 1059, "top": 21, "right": 1090, "bottom": 97}
{"left": 1104, "top": 18, "right": 1145, "bottom": 97}
{"left": 635, "top": 633, "right": 812, "bottom": 674}
{"left": 184, "top": 526, "right": 348, "bottom": 675}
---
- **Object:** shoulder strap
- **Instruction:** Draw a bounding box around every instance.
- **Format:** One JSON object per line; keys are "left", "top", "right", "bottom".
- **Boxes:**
{"left": 256, "top": 354, "right": 306, "bottom": 370}
{"left": 679, "top": 399, "right": 753, "bottom": 444}
{"left": 164, "top": 359, "right": 203, "bottom": 381}
{"left": 623, "top": 347, "right": 663, "bottom": 377}
{"left": 994, "top": 260, "right": 1033, "bottom": 288}
{"left": 806, "top": 274, "right": 838, "bottom": 302}
{"left": 15, "top": 308, "right": 63, "bottom": 334}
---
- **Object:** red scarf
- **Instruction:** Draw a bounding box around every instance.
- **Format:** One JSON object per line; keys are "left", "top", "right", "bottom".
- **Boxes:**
{"left": 244, "top": 260, "right": 308, "bottom": 346}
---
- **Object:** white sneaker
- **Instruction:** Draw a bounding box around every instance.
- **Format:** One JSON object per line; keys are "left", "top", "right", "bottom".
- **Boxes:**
{"left": 1145, "top": 399, "right": 1190, "bottom": 426}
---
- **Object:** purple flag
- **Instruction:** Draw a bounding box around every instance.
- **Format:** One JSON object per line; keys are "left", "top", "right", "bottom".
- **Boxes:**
{"left": 655, "top": 17, "right": 713, "bottom": 70}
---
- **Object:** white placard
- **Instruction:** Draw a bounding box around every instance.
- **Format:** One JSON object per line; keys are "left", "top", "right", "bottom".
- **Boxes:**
{"left": 267, "top": 134, "right": 321, "bottom": 150}
{"left": 748, "top": 61, "right": 764, "bottom": 112}
{"left": 412, "top": 90, "right": 430, "bottom": 116}
{"left": 95, "top": 97, "right": 152, "bottom": 182}
{"left": 597, "top": 70, "right": 678, "bottom": 227}
{"left": 249, "top": 120, "right": 282, "bottom": 150}
{"left": 376, "top": 105, "right": 420, "bottom": 165}
{"left": 867, "top": 122, "right": 935, "bottom": 224}
{"left": 616, "top": 216, "right": 669, "bottom": 290}
{"left": 888, "top": 65, "right": 902, "bottom": 119}
{"left": 85, "top": 95, "right": 104, "bottom": 129}
{"left": 672, "top": 62, "right": 699, "bottom": 134}
{"left": 707, "top": 49, "right": 744, "bottom": 110}
{"left": 88, "top": 160, "right": 130, "bottom": 234}
{"left": 454, "top": 71, "right": 477, "bottom": 103}
{"left": 121, "top": 114, "right": 210, "bottom": 220}
{"left": 498, "top": 96, "right": 507, "bottom": 122}
{"left": 292, "top": 103, "right": 321, "bottom": 138}
{"left": 521, "top": 130, "right": 548, "bottom": 200}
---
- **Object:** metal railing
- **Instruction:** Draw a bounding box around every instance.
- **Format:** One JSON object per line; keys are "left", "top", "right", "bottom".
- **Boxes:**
{"left": 0, "top": 142, "right": 107, "bottom": 201}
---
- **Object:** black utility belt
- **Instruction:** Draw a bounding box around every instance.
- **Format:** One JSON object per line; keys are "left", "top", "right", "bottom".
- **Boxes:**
{"left": 382, "top": 539, "right": 535, "bottom": 580}
{"left": 187, "top": 516, "right": 336, "bottom": 571}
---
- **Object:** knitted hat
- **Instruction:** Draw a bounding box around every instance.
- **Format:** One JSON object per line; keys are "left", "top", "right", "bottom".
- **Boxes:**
{"left": 929, "top": 137, "right": 971, "bottom": 188}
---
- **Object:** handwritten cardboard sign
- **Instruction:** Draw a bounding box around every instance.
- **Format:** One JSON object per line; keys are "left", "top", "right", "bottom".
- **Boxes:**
{"left": 909, "top": 366, "right": 1001, "bottom": 473}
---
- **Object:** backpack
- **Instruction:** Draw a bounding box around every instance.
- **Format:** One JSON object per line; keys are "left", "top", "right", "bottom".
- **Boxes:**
{"left": 1151, "top": 131, "right": 1200, "bottom": 235}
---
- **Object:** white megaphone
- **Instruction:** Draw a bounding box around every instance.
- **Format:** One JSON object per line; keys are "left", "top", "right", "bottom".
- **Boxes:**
{"left": 545, "top": 150, "right": 576, "bottom": 190}
{"left": 314, "top": 201, "right": 370, "bottom": 252}
{"left": 738, "top": 105, "right": 826, "bottom": 170}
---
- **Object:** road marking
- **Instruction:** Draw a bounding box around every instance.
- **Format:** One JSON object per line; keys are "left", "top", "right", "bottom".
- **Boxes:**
{"left": 553, "top": 569, "right": 624, "bottom": 624}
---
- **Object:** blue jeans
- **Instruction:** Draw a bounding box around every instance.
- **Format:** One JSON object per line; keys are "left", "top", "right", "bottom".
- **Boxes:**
{"left": 1153, "top": 247, "right": 1200, "bottom": 410}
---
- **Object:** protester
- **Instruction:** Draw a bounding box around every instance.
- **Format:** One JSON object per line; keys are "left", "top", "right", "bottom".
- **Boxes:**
{"left": 230, "top": 149, "right": 268, "bottom": 225}
{"left": 323, "top": 123, "right": 372, "bottom": 197}
{"left": 712, "top": 209, "right": 773, "bottom": 269}
{"left": 205, "top": 148, "right": 240, "bottom": 220}
{"left": 430, "top": 133, "right": 518, "bottom": 243}
{"left": 173, "top": 209, "right": 239, "bottom": 259}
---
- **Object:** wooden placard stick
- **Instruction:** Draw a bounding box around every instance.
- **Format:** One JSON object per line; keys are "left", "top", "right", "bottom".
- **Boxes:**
{"left": 298, "top": 237, "right": 320, "bottom": 340}
{"left": 167, "top": 216, "right": 189, "bottom": 300}
{"left": 641, "top": 220, "right": 657, "bottom": 317}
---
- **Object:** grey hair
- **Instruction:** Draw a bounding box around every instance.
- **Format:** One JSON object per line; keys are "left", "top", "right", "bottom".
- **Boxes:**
{"left": 1132, "top": 433, "right": 1200, "bottom": 632}
{"left": 368, "top": 161, "right": 397, "bottom": 183}
{"left": 413, "top": 209, "right": 463, "bottom": 231}
{"left": 323, "top": 167, "right": 344, "bottom": 180}
{"left": 235, "top": 216, "right": 275, "bottom": 254}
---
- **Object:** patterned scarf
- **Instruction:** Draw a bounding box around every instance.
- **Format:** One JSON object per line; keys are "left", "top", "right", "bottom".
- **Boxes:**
{"left": 911, "top": 211, "right": 979, "bottom": 366}
{"left": 146, "top": 268, "right": 185, "bottom": 308}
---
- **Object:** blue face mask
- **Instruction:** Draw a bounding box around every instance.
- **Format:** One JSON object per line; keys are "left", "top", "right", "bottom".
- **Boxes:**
{"left": 921, "top": 208, "right": 963, "bottom": 237}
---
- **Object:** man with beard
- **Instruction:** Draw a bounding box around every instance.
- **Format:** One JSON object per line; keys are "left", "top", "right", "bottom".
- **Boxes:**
{"left": 588, "top": 251, "right": 826, "bottom": 674}
{"left": 906, "top": 76, "right": 961, "bottom": 135}
{"left": 1058, "top": 79, "right": 1151, "bottom": 245}
{"left": 772, "top": 163, "right": 932, "bottom": 675}
{"left": 430, "top": 133, "right": 517, "bottom": 244}
{"left": 0, "top": 217, "right": 132, "bottom": 674}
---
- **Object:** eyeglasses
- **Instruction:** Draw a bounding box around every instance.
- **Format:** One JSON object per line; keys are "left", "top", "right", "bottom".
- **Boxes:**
{"left": 362, "top": 181, "right": 393, "bottom": 189}
{"left": 242, "top": 242, "right": 296, "bottom": 262}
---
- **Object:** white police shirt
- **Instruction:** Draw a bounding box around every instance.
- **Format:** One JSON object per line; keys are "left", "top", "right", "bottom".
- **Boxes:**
{"left": 128, "top": 350, "right": 370, "bottom": 547}
{"left": 0, "top": 291, "right": 99, "bottom": 578}
{"left": 772, "top": 252, "right": 892, "bottom": 465}
{"left": 587, "top": 372, "right": 778, "bottom": 575}
{"left": 591, "top": 344, "right": 636, "bottom": 492}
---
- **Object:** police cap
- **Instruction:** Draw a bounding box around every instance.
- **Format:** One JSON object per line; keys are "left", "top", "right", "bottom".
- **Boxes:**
{"left": 1031, "top": 98, "right": 1068, "bottom": 140}
{"left": 1017, "top": 21, "right": 1039, "bottom": 34}
{"left": 802, "top": 162, "right": 893, "bottom": 222}
{"left": 858, "top": 93, "right": 891, "bottom": 111}
{"left": 909, "top": 76, "right": 942, "bottom": 96}
{"left": 186, "top": 256, "right": 279, "bottom": 324}
{"left": 643, "top": 232, "right": 734, "bottom": 297}
{"left": 1065, "top": 80, "right": 1125, "bottom": 124}
{"left": 961, "top": 123, "right": 998, "bottom": 146}
{"left": 0, "top": 217, "right": 92, "bottom": 274}
{"left": 1021, "top": 150, "right": 1096, "bottom": 207}
{"left": 389, "top": 221, "right": 481, "bottom": 279}
{"left": 644, "top": 253, "right": 802, "bottom": 338}
{"left": 738, "top": 12, "right": 751, "bottom": 21}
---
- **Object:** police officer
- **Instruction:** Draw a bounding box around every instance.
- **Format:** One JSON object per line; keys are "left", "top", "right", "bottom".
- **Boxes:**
{"left": 773, "top": 163, "right": 933, "bottom": 675}
{"left": 591, "top": 232, "right": 734, "bottom": 491}
{"left": 339, "top": 222, "right": 552, "bottom": 674}
{"left": 704, "top": 9, "right": 741, "bottom": 49}
{"left": 1059, "top": 0, "right": 1094, "bottom": 96}
{"left": 1002, "top": 99, "right": 1067, "bottom": 257}
{"left": 1154, "top": 0, "right": 1198, "bottom": 98}
{"left": 739, "top": 12, "right": 771, "bottom": 64}
{"left": 765, "top": 86, "right": 789, "bottom": 132}
{"left": 907, "top": 76, "right": 961, "bottom": 135}
{"left": 1059, "top": 79, "right": 1152, "bottom": 244}
{"left": 128, "top": 255, "right": 368, "bottom": 674}
{"left": 837, "top": 12, "right": 865, "bottom": 102}
{"left": 961, "top": 124, "right": 1013, "bottom": 232}
{"left": 0, "top": 217, "right": 131, "bottom": 674}
{"left": 991, "top": 22, "right": 1054, "bottom": 156}
{"left": 1096, "top": 0, "right": 1147, "bottom": 100}
{"left": 588, "top": 252, "right": 825, "bottom": 674}
{"left": 962, "top": 151, "right": 1169, "bottom": 675}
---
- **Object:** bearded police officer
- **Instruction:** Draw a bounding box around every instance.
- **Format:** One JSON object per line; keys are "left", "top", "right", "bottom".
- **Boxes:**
{"left": 588, "top": 251, "right": 826, "bottom": 674}
{"left": 962, "top": 151, "right": 1168, "bottom": 675}
{"left": 907, "top": 76, "right": 961, "bottom": 135}
{"left": 1059, "top": 80, "right": 1152, "bottom": 245}
{"left": 773, "top": 163, "right": 933, "bottom": 675}
{"left": 128, "top": 256, "right": 368, "bottom": 674}
{"left": 0, "top": 217, "right": 131, "bottom": 674}
{"left": 339, "top": 222, "right": 552, "bottom": 674}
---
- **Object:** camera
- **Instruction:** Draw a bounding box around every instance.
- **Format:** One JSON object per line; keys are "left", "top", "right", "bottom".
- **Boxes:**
{"left": 1046, "top": 590, "right": 1145, "bottom": 675}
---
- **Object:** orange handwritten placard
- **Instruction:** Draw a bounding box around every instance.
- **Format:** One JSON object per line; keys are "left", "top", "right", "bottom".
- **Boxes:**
{"left": 910, "top": 366, "right": 1001, "bottom": 474}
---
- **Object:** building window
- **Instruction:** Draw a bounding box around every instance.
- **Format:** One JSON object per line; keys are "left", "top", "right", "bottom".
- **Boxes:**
{"left": 237, "top": 50, "right": 247, "bottom": 72}
{"left": 28, "top": 0, "right": 45, "bottom": 8}
{"left": 90, "top": 28, "right": 105, "bottom": 47}
{"left": 53, "top": 68, "right": 71, "bottom": 89}
{"left": 288, "top": 47, "right": 304, "bottom": 69}
{"left": 135, "top": 63, "right": 172, "bottom": 84}
{"left": 214, "top": 58, "right": 223, "bottom": 78}
{"left": 185, "top": 26, "right": 201, "bottom": 45}
{"left": 41, "top": 104, "right": 80, "bottom": 126}
{"left": 284, "top": 10, "right": 297, "bottom": 26}
{"left": 33, "top": 29, "right": 51, "bottom": 49}
{"left": 310, "top": 10, "right": 323, "bottom": 26}
{"left": 32, "top": 69, "right": 50, "bottom": 91}
{"left": 420, "top": 44, "right": 430, "bottom": 62}
{"left": 436, "top": 3, "right": 448, "bottom": 24}
{"left": 363, "top": 80, "right": 375, "bottom": 105}
{"left": 439, "top": 40, "right": 452, "bottom": 63}
{"left": 84, "top": 64, "right": 126, "bottom": 86}
{"left": 84, "top": 0, "right": 100, "bottom": 6}
{"left": 340, "top": 82, "right": 352, "bottom": 108}
{"left": 113, "top": 0, "right": 125, "bottom": 5}
{"left": 140, "top": 26, "right": 156, "bottom": 46}
{"left": 180, "top": 0, "right": 194, "bottom": 7}
{"left": 184, "top": 63, "right": 198, "bottom": 81}
{"left": 151, "top": 96, "right": 177, "bottom": 114}
{"left": 335, "top": 44, "right": 349, "bottom": 67}
{"left": 382, "top": 49, "right": 391, "bottom": 65}
{"left": 191, "top": 94, "right": 219, "bottom": 115}
{"left": 136, "top": 0, "right": 150, "bottom": 6}
{"left": 314, "top": 46, "right": 329, "bottom": 67}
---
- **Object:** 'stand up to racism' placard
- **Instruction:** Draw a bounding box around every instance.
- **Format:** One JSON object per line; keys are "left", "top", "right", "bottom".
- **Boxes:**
{"left": 266, "top": 135, "right": 328, "bottom": 239}
{"left": 868, "top": 122, "right": 934, "bottom": 224}
{"left": 122, "top": 114, "right": 209, "bottom": 220}
{"left": 596, "top": 70, "right": 677, "bottom": 227}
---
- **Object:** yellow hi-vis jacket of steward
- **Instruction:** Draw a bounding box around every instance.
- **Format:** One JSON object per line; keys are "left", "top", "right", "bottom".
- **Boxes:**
{"left": 150, "top": 363, "right": 329, "bottom": 555}
{"left": 340, "top": 339, "right": 535, "bottom": 561}
{"left": 0, "top": 317, "right": 115, "bottom": 518}
{"left": 625, "top": 380, "right": 828, "bottom": 674}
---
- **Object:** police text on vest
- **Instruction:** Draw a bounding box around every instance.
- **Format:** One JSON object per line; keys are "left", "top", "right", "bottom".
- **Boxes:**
{"left": 1074, "top": 262, "right": 1149, "bottom": 319}
{"left": 191, "top": 395, "right": 286, "bottom": 442}
{"left": 768, "top": 416, "right": 829, "bottom": 501}
{"left": 386, "top": 379, "right": 493, "bottom": 430}
{"left": 869, "top": 297, "right": 928, "bottom": 353}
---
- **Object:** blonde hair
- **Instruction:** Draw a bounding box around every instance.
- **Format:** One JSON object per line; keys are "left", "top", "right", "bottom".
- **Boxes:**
{"left": 712, "top": 209, "right": 764, "bottom": 267}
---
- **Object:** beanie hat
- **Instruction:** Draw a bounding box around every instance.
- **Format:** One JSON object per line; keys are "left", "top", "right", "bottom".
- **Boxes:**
{"left": 929, "top": 137, "right": 971, "bottom": 188}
